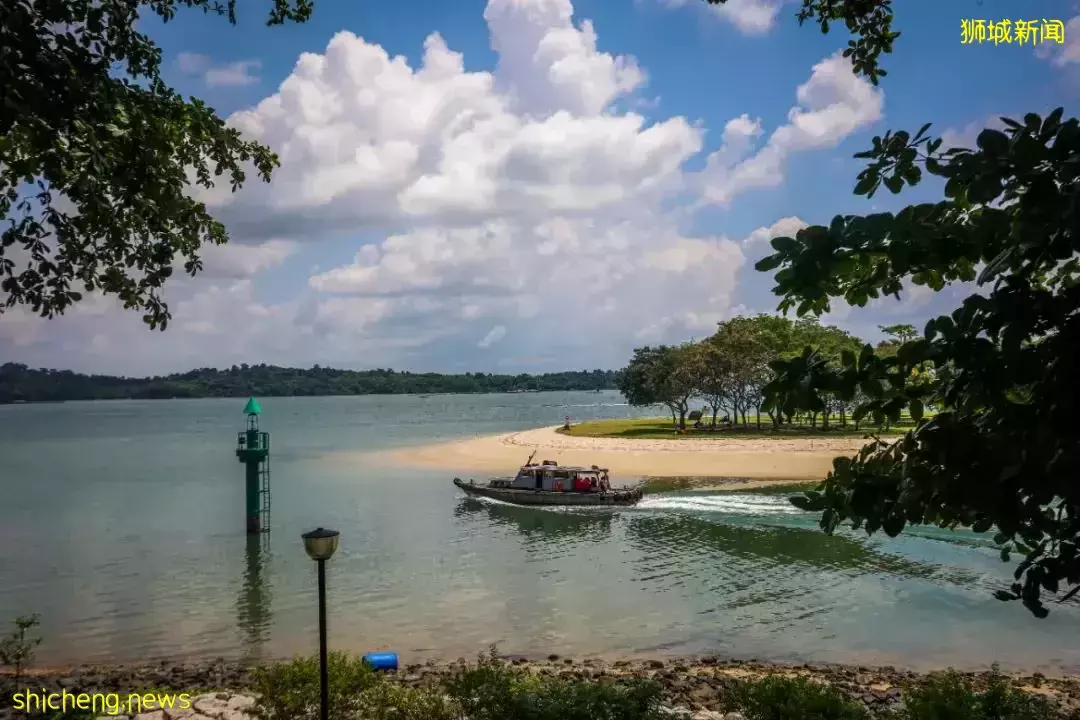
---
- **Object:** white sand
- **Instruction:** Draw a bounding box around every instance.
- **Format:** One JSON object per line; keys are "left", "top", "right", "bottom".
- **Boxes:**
{"left": 379, "top": 426, "right": 870, "bottom": 483}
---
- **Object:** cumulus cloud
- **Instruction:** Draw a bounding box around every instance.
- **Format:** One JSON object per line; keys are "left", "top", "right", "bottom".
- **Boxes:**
{"left": 1, "top": 0, "right": 888, "bottom": 375}
{"left": 175, "top": 52, "right": 262, "bottom": 87}
{"left": 660, "top": 0, "right": 781, "bottom": 35}
{"left": 697, "top": 52, "right": 883, "bottom": 206}
{"left": 201, "top": 4, "right": 701, "bottom": 239}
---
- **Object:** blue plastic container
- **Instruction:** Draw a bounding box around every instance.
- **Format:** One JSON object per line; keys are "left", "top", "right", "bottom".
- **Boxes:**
{"left": 363, "top": 652, "right": 399, "bottom": 671}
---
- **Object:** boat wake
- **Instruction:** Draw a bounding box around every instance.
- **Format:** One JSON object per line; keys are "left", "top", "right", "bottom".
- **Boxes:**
{"left": 634, "top": 493, "right": 804, "bottom": 516}
{"left": 465, "top": 491, "right": 805, "bottom": 517}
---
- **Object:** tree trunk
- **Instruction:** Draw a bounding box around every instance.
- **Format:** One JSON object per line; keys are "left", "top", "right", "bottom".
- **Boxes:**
{"left": 767, "top": 410, "right": 777, "bottom": 427}
{"left": 822, "top": 408, "right": 830, "bottom": 430}
{"left": 711, "top": 407, "right": 718, "bottom": 427}
{"left": 840, "top": 408, "right": 846, "bottom": 427}
{"left": 810, "top": 412, "right": 818, "bottom": 428}
{"left": 670, "top": 407, "right": 677, "bottom": 426}
{"left": 756, "top": 408, "right": 762, "bottom": 429}
{"left": 678, "top": 408, "right": 687, "bottom": 430}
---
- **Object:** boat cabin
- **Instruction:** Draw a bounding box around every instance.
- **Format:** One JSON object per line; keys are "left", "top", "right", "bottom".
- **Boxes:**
{"left": 490, "top": 461, "right": 611, "bottom": 492}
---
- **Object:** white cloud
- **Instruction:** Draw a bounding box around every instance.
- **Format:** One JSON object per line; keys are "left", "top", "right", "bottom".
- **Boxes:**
{"left": 697, "top": 52, "right": 883, "bottom": 206}
{"left": 198, "top": 240, "right": 296, "bottom": 279}
{"left": 939, "top": 115, "right": 1008, "bottom": 150}
{"left": 1036, "top": 16, "right": 1080, "bottom": 66}
{"left": 478, "top": 325, "right": 507, "bottom": 348}
{"left": 1, "top": 0, "right": 888, "bottom": 375}
{"left": 202, "top": 5, "right": 700, "bottom": 238}
{"left": 175, "top": 53, "right": 262, "bottom": 87}
{"left": 660, "top": 0, "right": 781, "bottom": 35}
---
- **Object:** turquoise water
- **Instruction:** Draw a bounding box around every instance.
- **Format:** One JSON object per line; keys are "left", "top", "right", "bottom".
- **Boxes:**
{"left": 1, "top": 392, "right": 1077, "bottom": 672}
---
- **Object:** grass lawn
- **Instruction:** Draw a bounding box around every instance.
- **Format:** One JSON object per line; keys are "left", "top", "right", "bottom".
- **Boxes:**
{"left": 560, "top": 416, "right": 910, "bottom": 440}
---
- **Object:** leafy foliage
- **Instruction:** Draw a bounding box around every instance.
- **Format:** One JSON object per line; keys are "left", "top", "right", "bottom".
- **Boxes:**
{"left": 0, "top": 362, "right": 619, "bottom": 402}
{"left": 615, "top": 345, "right": 698, "bottom": 428}
{"left": 442, "top": 648, "right": 664, "bottom": 720}
{"left": 252, "top": 649, "right": 664, "bottom": 720}
{"left": 705, "top": 0, "right": 899, "bottom": 84}
{"left": 719, "top": 0, "right": 1080, "bottom": 618}
{"left": 1, "top": 0, "right": 311, "bottom": 328}
{"left": 897, "top": 668, "right": 1056, "bottom": 720}
{"left": 618, "top": 315, "right": 868, "bottom": 432}
{"left": 725, "top": 675, "right": 869, "bottom": 720}
{"left": 0, "top": 613, "right": 42, "bottom": 678}
{"left": 758, "top": 108, "right": 1080, "bottom": 616}
{"left": 250, "top": 652, "right": 378, "bottom": 720}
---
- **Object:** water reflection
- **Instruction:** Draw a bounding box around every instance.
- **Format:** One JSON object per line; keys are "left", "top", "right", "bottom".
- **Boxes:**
{"left": 454, "top": 499, "right": 614, "bottom": 541}
{"left": 237, "top": 533, "right": 272, "bottom": 664}
{"left": 623, "top": 514, "right": 979, "bottom": 585}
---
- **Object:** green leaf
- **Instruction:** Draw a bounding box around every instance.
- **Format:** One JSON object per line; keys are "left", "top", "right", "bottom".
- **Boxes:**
{"left": 909, "top": 398, "right": 923, "bottom": 423}
{"left": 754, "top": 254, "right": 783, "bottom": 272}
{"left": 883, "top": 174, "right": 904, "bottom": 194}
{"left": 976, "top": 129, "right": 1009, "bottom": 155}
{"left": 769, "top": 236, "right": 798, "bottom": 253}
{"left": 853, "top": 173, "right": 878, "bottom": 196}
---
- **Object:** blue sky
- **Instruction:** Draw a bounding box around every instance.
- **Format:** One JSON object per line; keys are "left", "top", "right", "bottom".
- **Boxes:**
{"left": 1, "top": 0, "right": 1077, "bottom": 374}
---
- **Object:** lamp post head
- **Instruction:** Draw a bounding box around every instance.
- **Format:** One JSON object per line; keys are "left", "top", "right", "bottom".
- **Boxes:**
{"left": 302, "top": 527, "right": 340, "bottom": 561}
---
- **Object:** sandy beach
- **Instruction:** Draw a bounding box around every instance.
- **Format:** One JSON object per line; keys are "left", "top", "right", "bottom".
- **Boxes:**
{"left": 381, "top": 425, "right": 870, "bottom": 483}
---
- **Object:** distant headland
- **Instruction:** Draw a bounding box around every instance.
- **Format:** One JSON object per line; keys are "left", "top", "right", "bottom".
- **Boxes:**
{"left": 0, "top": 362, "right": 617, "bottom": 404}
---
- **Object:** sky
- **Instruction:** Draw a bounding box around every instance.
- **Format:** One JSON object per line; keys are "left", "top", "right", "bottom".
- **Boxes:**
{"left": 1, "top": 0, "right": 1078, "bottom": 376}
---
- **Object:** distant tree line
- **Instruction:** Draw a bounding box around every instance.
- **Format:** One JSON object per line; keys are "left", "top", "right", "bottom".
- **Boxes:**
{"left": 0, "top": 364, "right": 618, "bottom": 403}
{"left": 616, "top": 314, "right": 924, "bottom": 431}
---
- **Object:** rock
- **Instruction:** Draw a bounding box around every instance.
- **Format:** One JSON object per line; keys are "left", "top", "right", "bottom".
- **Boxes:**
{"left": 657, "top": 705, "right": 693, "bottom": 718}
{"left": 192, "top": 695, "right": 232, "bottom": 719}
{"left": 723, "top": 713, "right": 747, "bottom": 720}
{"left": 691, "top": 711, "right": 723, "bottom": 720}
{"left": 134, "top": 712, "right": 165, "bottom": 720}
{"left": 226, "top": 695, "right": 254, "bottom": 711}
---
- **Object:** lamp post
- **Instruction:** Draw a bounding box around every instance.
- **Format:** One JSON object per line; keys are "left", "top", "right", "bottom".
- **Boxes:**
{"left": 302, "top": 528, "right": 339, "bottom": 720}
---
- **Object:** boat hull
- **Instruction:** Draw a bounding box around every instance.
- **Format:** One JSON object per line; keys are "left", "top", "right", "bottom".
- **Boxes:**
{"left": 453, "top": 478, "right": 643, "bottom": 507}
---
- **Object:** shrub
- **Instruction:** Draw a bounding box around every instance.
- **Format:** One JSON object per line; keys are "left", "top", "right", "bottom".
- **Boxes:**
{"left": 727, "top": 675, "right": 869, "bottom": 720}
{"left": 355, "top": 683, "right": 461, "bottom": 720}
{"left": 0, "top": 614, "right": 43, "bottom": 678}
{"left": 250, "top": 652, "right": 377, "bottom": 720}
{"left": 898, "top": 668, "right": 1056, "bottom": 720}
{"left": 442, "top": 647, "right": 664, "bottom": 720}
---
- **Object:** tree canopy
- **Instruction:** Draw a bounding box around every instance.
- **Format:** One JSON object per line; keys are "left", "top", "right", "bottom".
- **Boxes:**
{"left": 1, "top": 0, "right": 312, "bottom": 329}
{"left": 726, "top": 0, "right": 1080, "bottom": 615}
{"left": 616, "top": 315, "right": 872, "bottom": 431}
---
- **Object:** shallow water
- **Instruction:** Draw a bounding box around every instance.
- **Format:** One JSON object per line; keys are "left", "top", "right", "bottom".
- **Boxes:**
{"left": 1, "top": 392, "right": 1078, "bottom": 672}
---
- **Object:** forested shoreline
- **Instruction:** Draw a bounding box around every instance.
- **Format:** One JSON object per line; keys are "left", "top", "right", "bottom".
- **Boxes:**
{"left": 0, "top": 363, "right": 617, "bottom": 403}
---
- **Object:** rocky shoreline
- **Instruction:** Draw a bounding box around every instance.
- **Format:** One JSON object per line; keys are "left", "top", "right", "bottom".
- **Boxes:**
{"left": 3, "top": 655, "right": 1080, "bottom": 719}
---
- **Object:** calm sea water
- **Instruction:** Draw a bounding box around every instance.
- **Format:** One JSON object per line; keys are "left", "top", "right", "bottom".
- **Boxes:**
{"left": 1, "top": 392, "right": 1078, "bottom": 672}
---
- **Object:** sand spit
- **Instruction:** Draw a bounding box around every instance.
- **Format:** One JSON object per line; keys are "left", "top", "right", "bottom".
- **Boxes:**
{"left": 380, "top": 426, "right": 870, "bottom": 481}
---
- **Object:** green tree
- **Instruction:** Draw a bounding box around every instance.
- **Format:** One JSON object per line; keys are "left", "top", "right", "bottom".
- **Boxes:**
{"left": 686, "top": 340, "right": 734, "bottom": 427}
{"left": 1, "top": 0, "right": 312, "bottom": 329}
{"left": 615, "top": 345, "right": 698, "bottom": 429}
{"left": 743, "top": 0, "right": 1079, "bottom": 616}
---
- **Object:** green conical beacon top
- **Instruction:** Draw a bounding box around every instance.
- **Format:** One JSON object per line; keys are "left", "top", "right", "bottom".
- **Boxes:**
{"left": 243, "top": 397, "right": 263, "bottom": 416}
